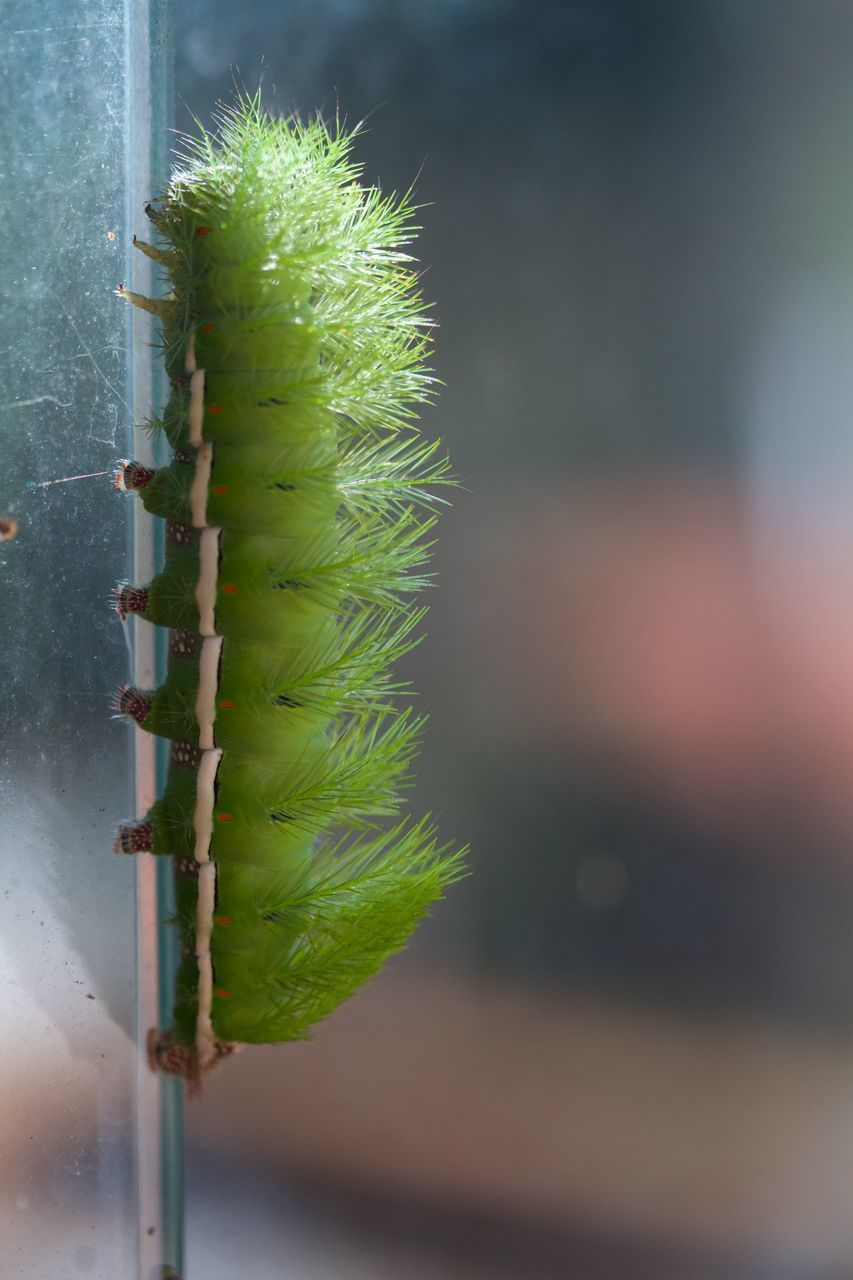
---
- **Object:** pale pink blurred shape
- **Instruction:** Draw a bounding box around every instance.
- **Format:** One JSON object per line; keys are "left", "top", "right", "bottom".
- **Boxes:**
{"left": 473, "top": 474, "right": 853, "bottom": 837}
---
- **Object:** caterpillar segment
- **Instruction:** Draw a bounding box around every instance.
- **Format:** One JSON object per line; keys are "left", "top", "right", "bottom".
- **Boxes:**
{"left": 115, "top": 96, "right": 465, "bottom": 1085}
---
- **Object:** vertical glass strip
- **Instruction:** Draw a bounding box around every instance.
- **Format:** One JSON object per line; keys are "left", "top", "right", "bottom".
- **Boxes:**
{"left": 129, "top": 2, "right": 182, "bottom": 1277}
{"left": 0, "top": 2, "right": 177, "bottom": 1277}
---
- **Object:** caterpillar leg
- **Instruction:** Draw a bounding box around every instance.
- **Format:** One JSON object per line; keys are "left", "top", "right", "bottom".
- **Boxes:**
{"left": 115, "top": 820, "right": 152, "bottom": 854}
{"left": 114, "top": 459, "right": 155, "bottom": 491}
{"left": 147, "top": 1028, "right": 240, "bottom": 1086}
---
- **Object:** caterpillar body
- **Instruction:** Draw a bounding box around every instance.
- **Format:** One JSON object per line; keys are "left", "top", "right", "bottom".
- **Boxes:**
{"left": 114, "top": 96, "right": 464, "bottom": 1084}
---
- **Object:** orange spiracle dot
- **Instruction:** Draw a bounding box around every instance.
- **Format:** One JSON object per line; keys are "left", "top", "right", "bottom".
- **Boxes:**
{"left": 216, "top": 813, "right": 234, "bottom": 824}
{"left": 219, "top": 699, "right": 236, "bottom": 710}
{"left": 212, "top": 485, "right": 229, "bottom": 495}
{"left": 213, "top": 988, "right": 232, "bottom": 999}
{"left": 220, "top": 584, "right": 238, "bottom": 594}
{"left": 201, "top": 322, "right": 215, "bottom": 333}
{"left": 207, "top": 404, "right": 223, "bottom": 415}
{"left": 214, "top": 916, "right": 233, "bottom": 927}
{"left": 195, "top": 226, "right": 213, "bottom": 237}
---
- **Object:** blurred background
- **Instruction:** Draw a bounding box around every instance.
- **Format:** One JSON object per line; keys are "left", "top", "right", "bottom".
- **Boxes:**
{"left": 171, "top": 1, "right": 853, "bottom": 1276}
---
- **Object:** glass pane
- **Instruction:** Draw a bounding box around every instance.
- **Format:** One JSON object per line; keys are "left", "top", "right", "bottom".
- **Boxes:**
{"left": 0, "top": 3, "right": 179, "bottom": 1277}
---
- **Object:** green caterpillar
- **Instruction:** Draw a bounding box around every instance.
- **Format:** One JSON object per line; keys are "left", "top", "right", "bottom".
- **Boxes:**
{"left": 114, "top": 94, "right": 464, "bottom": 1085}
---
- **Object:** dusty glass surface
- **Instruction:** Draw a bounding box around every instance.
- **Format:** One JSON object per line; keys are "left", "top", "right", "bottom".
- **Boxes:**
{"left": 0, "top": 3, "right": 179, "bottom": 1278}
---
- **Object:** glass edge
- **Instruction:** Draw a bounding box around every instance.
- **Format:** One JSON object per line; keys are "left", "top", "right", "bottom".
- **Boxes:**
{"left": 128, "top": 2, "right": 181, "bottom": 1278}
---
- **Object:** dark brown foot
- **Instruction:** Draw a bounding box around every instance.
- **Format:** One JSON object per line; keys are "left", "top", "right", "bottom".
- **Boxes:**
{"left": 112, "top": 684, "right": 152, "bottom": 725}
{"left": 114, "top": 460, "right": 155, "bottom": 491}
{"left": 115, "top": 821, "right": 153, "bottom": 855}
{"left": 147, "top": 1029, "right": 241, "bottom": 1091}
{"left": 113, "top": 583, "right": 150, "bottom": 620}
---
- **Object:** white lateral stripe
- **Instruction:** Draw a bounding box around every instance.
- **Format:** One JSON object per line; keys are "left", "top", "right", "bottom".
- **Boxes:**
{"left": 196, "top": 636, "right": 223, "bottom": 750}
{"left": 192, "top": 747, "right": 223, "bottom": 865}
{"left": 194, "top": 746, "right": 222, "bottom": 1070}
{"left": 187, "top": 333, "right": 223, "bottom": 1072}
{"left": 189, "top": 441, "right": 213, "bottom": 528}
{"left": 195, "top": 862, "right": 218, "bottom": 1069}
{"left": 195, "top": 526, "right": 221, "bottom": 636}
{"left": 188, "top": 369, "right": 206, "bottom": 445}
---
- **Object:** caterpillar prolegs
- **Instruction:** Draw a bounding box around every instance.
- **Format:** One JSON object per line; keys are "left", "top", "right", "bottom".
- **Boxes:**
{"left": 114, "top": 96, "right": 464, "bottom": 1085}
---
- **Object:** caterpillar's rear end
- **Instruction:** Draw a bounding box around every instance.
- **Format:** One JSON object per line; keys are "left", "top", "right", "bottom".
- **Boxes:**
{"left": 114, "top": 95, "right": 464, "bottom": 1086}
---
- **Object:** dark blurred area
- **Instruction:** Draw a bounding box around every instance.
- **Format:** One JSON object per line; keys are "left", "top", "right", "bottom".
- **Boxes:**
{"left": 176, "top": 2, "right": 853, "bottom": 1276}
